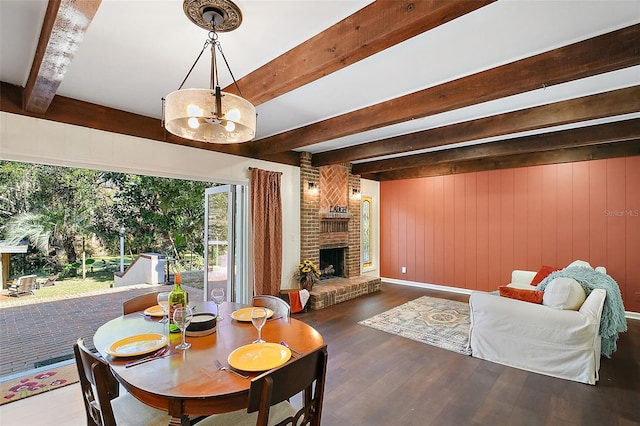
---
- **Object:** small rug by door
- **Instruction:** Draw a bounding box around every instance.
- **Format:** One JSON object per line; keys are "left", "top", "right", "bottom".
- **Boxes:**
{"left": 0, "top": 362, "right": 78, "bottom": 405}
{"left": 358, "top": 295, "right": 472, "bottom": 355}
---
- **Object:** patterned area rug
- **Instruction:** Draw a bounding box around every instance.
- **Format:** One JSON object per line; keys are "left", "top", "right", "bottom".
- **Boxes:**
{"left": 359, "top": 296, "right": 472, "bottom": 355}
{"left": 0, "top": 362, "right": 78, "bottom": 405}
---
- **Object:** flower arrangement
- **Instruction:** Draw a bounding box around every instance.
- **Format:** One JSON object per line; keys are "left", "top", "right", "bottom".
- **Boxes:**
{"left": 294, "top": 259, "right": 321, "bottom": 291}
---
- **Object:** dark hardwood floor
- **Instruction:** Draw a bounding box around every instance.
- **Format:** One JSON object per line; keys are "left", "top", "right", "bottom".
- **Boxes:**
{"left": 295, "top": 283, "right": 640, "bottom": 426}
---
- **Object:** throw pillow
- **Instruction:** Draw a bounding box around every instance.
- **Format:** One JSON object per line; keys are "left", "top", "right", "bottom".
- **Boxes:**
{"left": 499, "top": 286, "right": 544, "bottom": 304}
{"left": 531, "top": 265, "right": 559, "bottom": 285}
{"left": 542, "top": 277, "right": 586, "bottom": 310}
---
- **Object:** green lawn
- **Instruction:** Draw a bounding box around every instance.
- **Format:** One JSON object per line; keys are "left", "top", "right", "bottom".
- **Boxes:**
{"left": 1, "top": 255, "right": 136, "bottom": 303}
{"left": 2, "top": 255, "right": 201, "bottom": 303}
{"left": 1, "top": 271, "right": 115, "bottom": 303}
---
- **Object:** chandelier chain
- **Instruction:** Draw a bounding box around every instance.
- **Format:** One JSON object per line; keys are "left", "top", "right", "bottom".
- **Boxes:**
{"left": 177, "top": 39, "right": 212, "bottom": 91}
{"left": 215, "top": 37, "right": 244, "bottom": 97}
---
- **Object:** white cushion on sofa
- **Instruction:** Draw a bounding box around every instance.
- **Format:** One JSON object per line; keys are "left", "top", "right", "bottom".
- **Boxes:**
{"left": 543, "top": 277, "right": 586, "bottom": 310}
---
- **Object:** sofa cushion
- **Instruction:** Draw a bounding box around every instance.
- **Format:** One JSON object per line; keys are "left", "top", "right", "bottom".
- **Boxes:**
{"left": 499, "top": 286, "right": 544, "bottom": 304}
{"left": 542, "top": 277, "right": 586, "bottom": 310}
{"left": 531, "top": 265, "right": 559, "bottom": 285}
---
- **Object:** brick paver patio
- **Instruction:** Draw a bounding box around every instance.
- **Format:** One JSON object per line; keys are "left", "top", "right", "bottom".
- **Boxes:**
{"left": 0, "top": 284, "right": 204, "bottom": 378}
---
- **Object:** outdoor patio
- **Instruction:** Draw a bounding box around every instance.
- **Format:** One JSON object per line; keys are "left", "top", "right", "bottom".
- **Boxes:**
{"left": 0, "top": 283, "right": 204, "bottom": 378}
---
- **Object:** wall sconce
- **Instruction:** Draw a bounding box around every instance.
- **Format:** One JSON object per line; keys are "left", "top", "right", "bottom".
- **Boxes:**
{"left": 308, "top": 181, "right": 318, "bottom": 192}
{"left": 352, "top": 187, "right": 361, "bottom": 198}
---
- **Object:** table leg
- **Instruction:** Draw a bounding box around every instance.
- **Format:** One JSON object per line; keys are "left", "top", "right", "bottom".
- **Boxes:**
{"left": 168, "top": 416, "right": 189, "bottom": 426}
{"left": 168, "top": 398, "right": 189, "bottom": 426}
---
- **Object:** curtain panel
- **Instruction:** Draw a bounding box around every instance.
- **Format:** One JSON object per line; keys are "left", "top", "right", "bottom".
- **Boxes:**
{"left": 250, "top": 168, "right": 283, "bottom": 296}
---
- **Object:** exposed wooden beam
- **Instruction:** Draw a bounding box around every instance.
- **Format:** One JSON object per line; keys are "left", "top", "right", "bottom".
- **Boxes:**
{"left": 250, "top": 24, "right": 640, "bottom": 157}
{"left": 314, "top": 85, "right": 640, "bottom": 166}
{"left": 0, "top": 82, "right": 299, "bottom": 166}
{"left": 23, "top": 0, "right": 102, "bottom": 114}
{"left": 362, "top": 140, "right": 640, "bottom": 180}
{"left": 224, "top": 0, "right": 496, "bottom": 105}
{"left": 352, "top": 119, "right": 640, "bottom": 175}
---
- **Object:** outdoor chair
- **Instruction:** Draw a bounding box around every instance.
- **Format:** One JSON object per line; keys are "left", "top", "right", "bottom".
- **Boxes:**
{"left": 8, "top": 274, "right": 37, "bottom": 297}
{"left": 198, "top": 345, "right": 328, "bottom": 426}
{"left": 73, "top": 338, "right": 169, "bottom": 426}
{"left": 252, "top": 295, "right": 291, "bottom": 319}
{"left": 37, "top": 274, "right": 58, "bottom": 288}
{"left": 122, "top": 291, "right": 165, "bottom": 315}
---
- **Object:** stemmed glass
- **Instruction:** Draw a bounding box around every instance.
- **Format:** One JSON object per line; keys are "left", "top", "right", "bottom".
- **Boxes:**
{"left": 211, "top": 288, "right": 225, "bottom": 321}
{"left": 157, "top": 292, "right": 170, "bottom": 324}
{"left": 251, "top": 307, "right": 267, "bottom": 344}
{"left": 173, "top": 306, "right": 193, "bottom": 350}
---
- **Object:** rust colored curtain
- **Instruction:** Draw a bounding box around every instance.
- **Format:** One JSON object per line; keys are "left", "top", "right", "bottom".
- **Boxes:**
{"left": 250, "top": 168, "right": 283, "bottom": 296}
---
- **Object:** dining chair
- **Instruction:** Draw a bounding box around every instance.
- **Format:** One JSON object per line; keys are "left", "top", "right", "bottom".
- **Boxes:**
{"left": 197, "top": 345, "right": 328, "bottom": 426}
{"left": 251, "top": 295, "right": 291, "bottom": 319}
{"left": 122, "top": 291, "right": 165, "bottom": 315}
{"left": 73, "top": 338, "right": 170, "bottom": 426}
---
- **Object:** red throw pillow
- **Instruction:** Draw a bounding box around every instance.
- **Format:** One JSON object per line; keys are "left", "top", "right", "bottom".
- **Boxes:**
{"left": 499, "top": 286, "right": 544, "bottom": 304}
{"left": 531, "top": 265, "right": 559, "bottom": 285}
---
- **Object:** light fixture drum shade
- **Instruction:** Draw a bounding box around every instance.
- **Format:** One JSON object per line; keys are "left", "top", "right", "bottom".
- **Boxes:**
{"left": 164, "top": 88, "right": 256, "bottom": 143}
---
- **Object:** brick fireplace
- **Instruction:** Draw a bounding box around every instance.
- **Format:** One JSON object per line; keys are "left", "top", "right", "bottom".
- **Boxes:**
{"left": 299, "top": 152, "right": 380, "bottom": 309}
{"left": 299, "top": 152, "right": 361, "bottom": 277}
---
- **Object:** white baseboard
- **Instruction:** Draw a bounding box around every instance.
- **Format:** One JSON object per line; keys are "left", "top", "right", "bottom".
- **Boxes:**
{"left": 381, "top": 277, "right": 640, "bottom": 321}
{"left": 381, "top": 277, "right": 473, "bottom": 296}
{"left": 626, "top": 311, "right": 640, "bottom": 321}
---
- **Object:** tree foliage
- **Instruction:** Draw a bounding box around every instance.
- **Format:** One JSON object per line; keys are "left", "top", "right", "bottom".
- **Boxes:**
{"left": 0, "top": 161, "right": 216, "bottom": 275}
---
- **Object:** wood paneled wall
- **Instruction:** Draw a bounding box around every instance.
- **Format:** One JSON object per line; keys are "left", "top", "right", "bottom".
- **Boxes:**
{"left": 380, "top": 156, "right": 640, "bottom": 312}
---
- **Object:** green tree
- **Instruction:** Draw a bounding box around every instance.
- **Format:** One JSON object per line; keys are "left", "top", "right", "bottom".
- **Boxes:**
{"left": 1, "top": 163, "right": 115, "bottom": 268}
{"left": 111, "top": 175, "right": 213, "bottom": 261}
{"left": 1, "top": 161, "right": 215, "bottom": 274}
{"left": 0, "top": 161, "right": 39, "bottom": 221}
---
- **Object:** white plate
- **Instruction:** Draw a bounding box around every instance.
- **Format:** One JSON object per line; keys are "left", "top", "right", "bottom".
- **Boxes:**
{"left": 230, "top": 307, "right": 274, "bottom": 322}
{"left": 228, "top": 343, "right": 291, "bottom": 371}
{"left": 143, "top": 305, "right": 166, "bottom": 317}
{"left": 105, "top": 333, "right": 167, "bottom": 357}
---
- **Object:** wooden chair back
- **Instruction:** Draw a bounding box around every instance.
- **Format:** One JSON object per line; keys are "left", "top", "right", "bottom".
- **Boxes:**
{"left": 122, "top": 291, "right": 165, "bottom": 315}
{"left": 247, "top": 345, "right": 328, "bottom": 426}
{"left": 73, "top": 338, "right": 120, "bottom": 426}
{"left": 252, "top": 295, "right": 291, "bottom": 319}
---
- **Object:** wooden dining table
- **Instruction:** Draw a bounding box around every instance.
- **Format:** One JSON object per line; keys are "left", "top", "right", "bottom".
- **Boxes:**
{"left": 93, "top": 301, "right": 324, "bottom": 426}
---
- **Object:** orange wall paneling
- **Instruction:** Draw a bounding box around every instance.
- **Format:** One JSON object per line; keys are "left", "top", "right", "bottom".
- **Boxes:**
{"left": 380, "top": 157, "right": 640, "bottom": 312}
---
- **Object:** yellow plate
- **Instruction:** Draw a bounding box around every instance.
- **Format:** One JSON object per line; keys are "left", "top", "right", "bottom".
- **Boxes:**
{"left": 105, "top": 333, "right": 167, "bottom": 357}
{"left": 230, "top": 307, "right": 274, "bottom": 322}
{"left": 143, "top": 305, "right": 166, "bottom": 317}
{"left": 228, "top": 343, "right": 291, "bottom": 372}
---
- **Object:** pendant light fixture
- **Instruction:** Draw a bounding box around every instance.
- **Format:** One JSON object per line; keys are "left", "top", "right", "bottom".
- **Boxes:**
{"left": 163, "top": 0, "right": 256, "bottom": 144}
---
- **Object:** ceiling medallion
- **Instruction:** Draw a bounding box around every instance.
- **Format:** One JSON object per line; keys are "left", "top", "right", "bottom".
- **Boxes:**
{"left": 183, "top": 0, "right": 243, "bottom": 32}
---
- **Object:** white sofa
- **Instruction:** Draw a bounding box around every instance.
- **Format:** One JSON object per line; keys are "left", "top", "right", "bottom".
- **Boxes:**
{"left": 469, "top": 268, "right": 607, "bottom": 385}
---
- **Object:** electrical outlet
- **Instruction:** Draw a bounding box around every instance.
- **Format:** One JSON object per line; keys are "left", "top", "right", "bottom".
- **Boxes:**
{"left": 401, "top": 266, "right": 407, "bottom": 274}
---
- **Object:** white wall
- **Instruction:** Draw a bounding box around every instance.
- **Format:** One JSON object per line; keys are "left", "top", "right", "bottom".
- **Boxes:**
{"left": 0, "top": 112, "right": 301, "bottom": 289}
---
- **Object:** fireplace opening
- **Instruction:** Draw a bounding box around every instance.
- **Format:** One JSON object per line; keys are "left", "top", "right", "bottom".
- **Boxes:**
{"left": 319, "top": 247, "right": 346, "bottom": 279}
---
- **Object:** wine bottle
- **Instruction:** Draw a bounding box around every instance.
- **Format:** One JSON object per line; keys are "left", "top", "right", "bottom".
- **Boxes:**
{"left": 168, "top": 273, "right": 188, "bottom": 328}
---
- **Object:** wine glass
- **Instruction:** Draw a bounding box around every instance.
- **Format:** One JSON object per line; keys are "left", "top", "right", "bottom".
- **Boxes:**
{"left": 251, "top": 307, "right": 267, "bottom": 344}
{"left": 211, "top": 288, "right": 225, "bottom": 321}
{"left": 173, "top": 306, "right": 193, "bottom": 350}
{"left": 157, "top": 292, "right": 170, "bottom": 324}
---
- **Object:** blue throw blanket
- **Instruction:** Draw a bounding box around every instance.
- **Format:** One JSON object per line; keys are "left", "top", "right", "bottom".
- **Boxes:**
{"left": 537, "top": 266, "right": 627, "bottom": 358}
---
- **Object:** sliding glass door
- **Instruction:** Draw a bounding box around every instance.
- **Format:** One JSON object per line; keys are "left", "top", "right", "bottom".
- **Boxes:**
{"left": 204, "top": 184, "right": 248, "bottom": 304}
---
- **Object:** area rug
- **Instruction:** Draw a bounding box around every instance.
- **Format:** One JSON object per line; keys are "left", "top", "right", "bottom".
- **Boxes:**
{"left": 358, "top": 296, "right": 472, "bottom": 355}
{"left": 0, "top": 362, "right": 78, "bottom": 405}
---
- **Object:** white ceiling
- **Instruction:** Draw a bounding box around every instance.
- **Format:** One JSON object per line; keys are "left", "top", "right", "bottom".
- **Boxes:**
{"left": 1, "top": 0, "right": 639, "bottom": 166}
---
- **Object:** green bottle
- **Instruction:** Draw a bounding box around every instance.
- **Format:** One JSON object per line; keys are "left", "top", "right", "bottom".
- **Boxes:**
{"left": 169, "top": 273, "right": 188, "bottom": 332}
